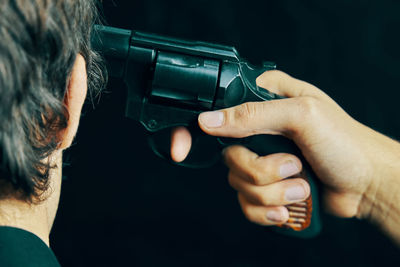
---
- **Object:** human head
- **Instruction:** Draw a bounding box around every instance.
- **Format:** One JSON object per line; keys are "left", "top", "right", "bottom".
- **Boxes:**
{"left": 0, "top": 0, "right": 105, "bottom": 201}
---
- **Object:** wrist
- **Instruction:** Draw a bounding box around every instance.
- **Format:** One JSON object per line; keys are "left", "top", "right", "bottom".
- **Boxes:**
{"left": 356, "top": 172, "right": 385, "bottom": 222}
{"left": 357, "top": 134, "right": 400, "bottom": 242}
{"left": 358, "top": 174, "right": 400, "bottom": 242}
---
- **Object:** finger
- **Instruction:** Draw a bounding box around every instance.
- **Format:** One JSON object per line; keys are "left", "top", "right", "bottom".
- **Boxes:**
{"left": 170, "top": 127, "right": 192, "bottom": 162}
{"left": 224, "top": 146, "right": 302, "bottom": 185}
{"left": 198, "top": 96, "right": 312, "bottom": 138}
{"left": 238, "top": 193, "right": 289, "bottom": 225}
{"left": 198, "top": 70, "right": 332, "bottom": 138}
{"left": 229, "top": 173, "right": 310, "bottom": 206}
{"left": 256, "top": 70, "right": 332, "bottom": 101}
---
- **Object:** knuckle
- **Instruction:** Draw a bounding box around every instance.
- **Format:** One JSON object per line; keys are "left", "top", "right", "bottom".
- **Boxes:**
{"left": 256, "top": 164, "right": 273, "bottom": 183}
{"left": 223, "top": 147, "right": 235, "bottom": 165}
{"left": 227, "top": 172, "right": 236, "bottom": 188}
{"left": 233, "top": 102, "right": 257, "bottom": 125}
{"left": 258, "top": 192, "right": 271, "bottom": 206}
{"left": 223, "top": 145, "right": 246, "bottom": 167}
{"left": 270, "top": 69, "right": 287, "bottom": 79}
{"left": 298, "top": 96, "right": 320, "bottom": 120}
{"left": 226, "top": 145, "right": 242, "bottom": 156}
{"left": 290, "top": 97, "right": 321, "bottom": 133}
{"left": 256, "top": 70, "right": 289, "bottom": 93}
{"left": 279, "top": 188, "right": 289, "bottom": 203}
{"left": 247, "top": 171, "right": 263, "bottom": 185}
{"left": 241, "top": 204, "right": 256, "bottom": 223}
{"left": 263, "top": 69, "right": 286, "bottom": 79}
{"left": 248, "top": 162, "right": 274, "bottom": 185}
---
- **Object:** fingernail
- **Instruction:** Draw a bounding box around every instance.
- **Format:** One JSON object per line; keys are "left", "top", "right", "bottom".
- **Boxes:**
{"left": 266, "top": 210, "right": 283, "bottom": 222}
{"left": 199, "top": 111, "right": 224, "bottom": 128}
{"left": 279, "top": 161, "right": 299, "bottom": 178}
{"left": 285, "top": 185, "right": 306, "bottom": 201}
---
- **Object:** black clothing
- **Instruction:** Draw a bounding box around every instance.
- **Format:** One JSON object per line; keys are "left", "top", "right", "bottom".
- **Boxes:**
{"left": 0, "top": 226, "right": 60, "bottom": 267}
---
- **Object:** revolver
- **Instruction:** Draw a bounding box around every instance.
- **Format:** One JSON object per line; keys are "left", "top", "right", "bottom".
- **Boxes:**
{"left": 92, "top": 25, "right": 321, "bottom": 238}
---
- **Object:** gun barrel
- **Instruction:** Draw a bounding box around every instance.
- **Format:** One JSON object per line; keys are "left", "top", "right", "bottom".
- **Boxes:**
{"left": 92, "top": 25, "right": 242, "bottom": 77}
{"left": 92, "top": 25, "right": 132, "bottom": 77}
{"left": 131, "top": 31, "right": 240, "bottom": 62}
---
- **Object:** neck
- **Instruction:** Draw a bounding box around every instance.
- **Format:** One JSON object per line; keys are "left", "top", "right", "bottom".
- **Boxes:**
{"left": 0, "top": 151, "right": 62, "bottom": 246}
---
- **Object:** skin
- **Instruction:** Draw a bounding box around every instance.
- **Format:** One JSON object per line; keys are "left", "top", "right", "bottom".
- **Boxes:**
{"left": 171, "top": 70, "right": 400, "bottom": 244}
{"left": 0, "top": 54, "right": 88, "bottom": 246}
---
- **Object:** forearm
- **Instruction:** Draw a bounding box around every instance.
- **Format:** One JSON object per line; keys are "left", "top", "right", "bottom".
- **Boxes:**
{"left": 358, "top": 132, "right": 400, "bottom": 244}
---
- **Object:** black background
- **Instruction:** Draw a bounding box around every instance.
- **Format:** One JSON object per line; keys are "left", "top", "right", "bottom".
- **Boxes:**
{"left": 51, "top": 0, "right": 400, "bottom": 266}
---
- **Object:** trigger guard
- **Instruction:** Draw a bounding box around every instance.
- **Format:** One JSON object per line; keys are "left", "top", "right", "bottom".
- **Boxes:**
{"left": 147, "top": 135, "right": 170, "bottom": 162}
{"left": 148, "top": 131, "right": 222, "bottom": 169}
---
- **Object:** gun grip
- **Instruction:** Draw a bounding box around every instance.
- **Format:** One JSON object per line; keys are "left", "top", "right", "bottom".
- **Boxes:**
{"left": 218, "top": 135, "right": 322, "bottom": 238}
{"left": 274, "top": 165, "right": 321, "bottom": 238}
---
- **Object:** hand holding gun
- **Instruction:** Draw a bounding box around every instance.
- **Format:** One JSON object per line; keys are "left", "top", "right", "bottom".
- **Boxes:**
{"left": 92, "top": 25, "right": 321, "bottom": 238}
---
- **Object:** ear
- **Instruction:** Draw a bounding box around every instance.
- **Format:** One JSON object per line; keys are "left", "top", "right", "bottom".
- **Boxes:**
{"left": 59, "top": 54, "right": 88, "bottom": 150}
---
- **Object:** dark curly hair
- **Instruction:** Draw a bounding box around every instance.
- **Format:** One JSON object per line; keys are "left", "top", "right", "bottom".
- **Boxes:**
{"left": 0, "top": 0, "right": 105, "bottom": 201}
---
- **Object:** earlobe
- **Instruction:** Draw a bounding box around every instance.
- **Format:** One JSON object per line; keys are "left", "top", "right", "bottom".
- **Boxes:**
{"left": 58, "top": 54, "right": 88, "bottom": 150}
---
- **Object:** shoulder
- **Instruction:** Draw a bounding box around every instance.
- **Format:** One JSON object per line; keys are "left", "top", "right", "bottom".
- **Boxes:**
{"left": 0, "top": 226, "right": 60, "bottom": 267}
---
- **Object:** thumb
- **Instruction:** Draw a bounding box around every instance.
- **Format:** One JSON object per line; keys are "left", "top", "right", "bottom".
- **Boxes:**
{"left": 198, "top": 70, "right": 325, "bottom": 138}
{"left": 198, "top": 98, "right": 303, "bottom": 138}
